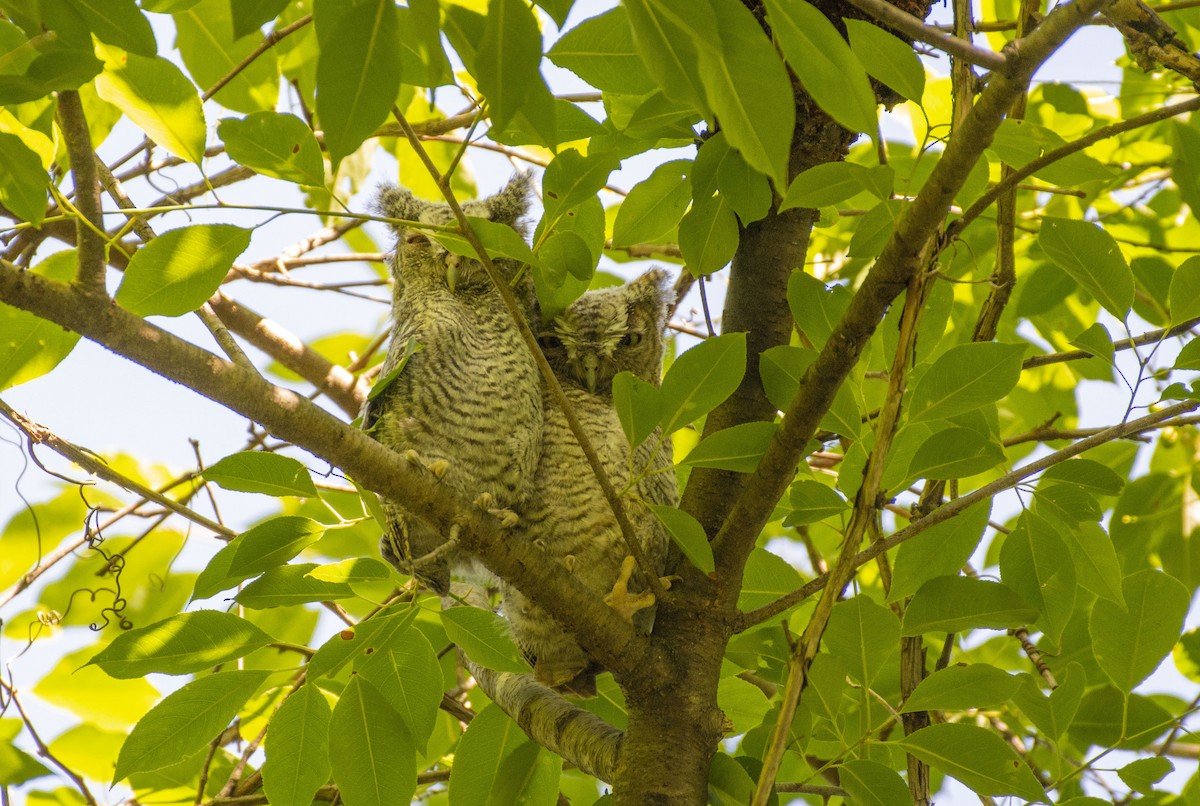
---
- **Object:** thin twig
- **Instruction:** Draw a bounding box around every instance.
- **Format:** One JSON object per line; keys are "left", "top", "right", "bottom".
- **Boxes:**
{"left": 841, "top": 0, "right": 1007, "bottom": 69}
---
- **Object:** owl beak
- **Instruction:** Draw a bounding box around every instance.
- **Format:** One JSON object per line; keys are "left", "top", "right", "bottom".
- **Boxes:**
{"left": 582, "top": 354, "right": 599, "bottom": 393}
{"left": 445, "top": 264, "right": 458, "bottom": 293}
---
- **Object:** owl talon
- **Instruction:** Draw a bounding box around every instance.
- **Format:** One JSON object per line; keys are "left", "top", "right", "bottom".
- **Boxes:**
{"left": 603, "top": 555, "right": 656, "bottom": 622}
{"left": 488, "top": 508, "right": 520, "bottom": 528}
{"left": 474, "top": 492, "right": 497, "bottom": 510}
{"left": 426, "top": 459, "right": 450, "bottom": 479}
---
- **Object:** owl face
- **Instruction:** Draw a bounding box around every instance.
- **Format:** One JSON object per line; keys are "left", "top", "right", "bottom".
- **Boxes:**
{"left": 539, "top": 268, "right": 672, "bottom": 394}
{"left": 374, "top": 173, "right": 532, "bottom": 294}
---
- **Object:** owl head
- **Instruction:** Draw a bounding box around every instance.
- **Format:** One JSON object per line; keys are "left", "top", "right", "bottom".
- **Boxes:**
{"left": 372, "top": 173, "right": 533, "bottom": 295}
{"left": 539, "top": 268, "right": 673, "bottom": 394}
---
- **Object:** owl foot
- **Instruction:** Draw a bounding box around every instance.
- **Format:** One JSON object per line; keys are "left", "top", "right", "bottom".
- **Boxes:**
{"left": 473, "top": 492, "right": 518, "bottom": 528}
{"left": 402, "top": 450, "right": 450, "bottom": 479}
{"left": 603, "top": 555, "right": 656, "bottom": 622}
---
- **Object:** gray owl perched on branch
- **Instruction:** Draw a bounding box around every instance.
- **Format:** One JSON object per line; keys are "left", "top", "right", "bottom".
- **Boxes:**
{"left": 362, "top": 175, "right": 542, "bottom": 593}
{"left": 503, "top": 268, "right": 677, "bottom": 697}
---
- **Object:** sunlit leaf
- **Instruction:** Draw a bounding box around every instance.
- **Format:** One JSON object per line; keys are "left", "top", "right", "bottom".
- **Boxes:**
{"left": 329, "top": 677, "right": 416, "bottom": 806}
{"left": 902, "top": 576, "right": 1037, "bottom": 635}
{"left": 1038, "top": 217, "right": 1134, "bottom": 320}
{"left": 895, "top": 723, "right": 1045, "bottom": 801}
{"left": 442, "top": 607, "right": 530, "bottom": 673}
{"left": 659, "top": 332, "right": 746, "bottom": 433}
{"left": 262, "top": 684, "right": 331, "bottom": 806}
{"left": 95, "top": 47, "right": 206, "bottom": 163}
{"left": 908, "top": 342, "right": 1026, "bottom": 423}
{"left": 115, "top": 224, "right": 252, "bottom": 317}
{"left": 1091, "top": 569, "right": 1189, "bottom": 691}
{"left": 114, "top": 670, "right": 268, "bottom": 782}
{"left": 203, "top": 452, "right": 318, "bottom": 497}
{"left": 680, "top": 421, "right": 777, "bottom": 473}
{"left": 89, "top": 611, "right": 273, "bottom": 678}
{"left": 219, "top": 112, "right": 323, "bottom": 186}
{"left": 649, "top": 504, "right": 715, "bottom": 574}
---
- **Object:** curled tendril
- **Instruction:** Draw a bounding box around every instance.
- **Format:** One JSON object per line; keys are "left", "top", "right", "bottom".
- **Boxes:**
{"left": 64, "top": 507, "right": 135, "bottom": 631}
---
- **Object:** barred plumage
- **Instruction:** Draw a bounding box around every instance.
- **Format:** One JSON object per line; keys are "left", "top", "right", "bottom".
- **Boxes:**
{"left": 362, "top": 175, "right": 542, "bottom": 593}
{"left": 503, "top": 268, "right": 677, "bottom": 697}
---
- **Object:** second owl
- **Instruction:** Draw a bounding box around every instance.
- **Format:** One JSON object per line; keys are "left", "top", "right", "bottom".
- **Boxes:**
{"left": 504, "top": 268, "right": 677, "bottom": 697}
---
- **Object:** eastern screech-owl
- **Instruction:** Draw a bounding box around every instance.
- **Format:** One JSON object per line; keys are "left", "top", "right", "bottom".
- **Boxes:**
{"left": 503, "top": 268, "right": 677, "bottom": 697}
{"left": 362, "top": 175, "right": 542, "bottom": 593}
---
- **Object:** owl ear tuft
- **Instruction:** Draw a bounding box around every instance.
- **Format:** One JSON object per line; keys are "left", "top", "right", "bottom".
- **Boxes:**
{"left": 372, "top": 184, "right": 432, "bottom": 232}
{"left": 484, "top": 172, "right": 534, "bottom": 227}
{"left": 626, "top": 267, "right": 673, "bottom": 330}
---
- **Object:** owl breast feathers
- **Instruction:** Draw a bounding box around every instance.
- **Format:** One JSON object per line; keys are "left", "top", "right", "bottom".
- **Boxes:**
{"left": 503, "top": 268, "right": 678, "bottom": 697}
{"left": 362, "top": 174, "right": 543, "bottom": 593}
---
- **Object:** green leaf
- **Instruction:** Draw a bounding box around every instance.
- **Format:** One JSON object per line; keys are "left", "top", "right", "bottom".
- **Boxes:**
{"left": 681, "top": 421, "right": 777, "bottom": 473}
{"left": 95, "top": 47, "right": 206, "bottom": 164}
{"left": 907, "top": 342, "right": 1026, "bottom": 424}
{"left": 114, "top": 670, "right": 268, "bottom": 782}
{"left": 449, "top": 703, "right": 562, "bottom": 806}
{"left": 397, "top": 0, "right": 453, "bottom": 87}
{"left": 1090, "top": 568, "right": 1190, "bottom": 691}
{"left": 203, "top": 452, "right": 318, "bottom": 497}
{"left": 1038, "top": 217, "right": 1134, "bottom": 320}
{"left": 231, "top": 0, "right": 291, "bottom": 39}
{"left": 88, "top": 611, "right": 273, "bottom": 678}
{"left": 306, "top": 557, "right": 391, "bottom": 584}
{"left": 780, "top": 162, "right": 872, "bottom": 210}
{"left": 708, "top": 752, "right": 756, "bottom": 806}
{"left": 848, "top": 197, "right": 905, "bottom": 258}
{"left": 1175, "top": 337, "right": 1200, "bottom": 370}
{"left": 717, "top": 676, "right": 770, "bottom": 734}
{"left": 659, "top": 332, "right": 746, "bottom": 433}
{"left": 678, "top": 193, "right": 738, "bottom": 276}
{"left": 648, "top": 504, "right": 715, "bottom": 574}
{"left": 175, "top": 0, "right": 279, "bottom": 114}
{"left": 902, "top": 576, "right": 1037, "bottom": 635}
{"left": 262, "top": 684, "right": 332, "bottom": 806}
{"left": 1040, "top": 458, "right": 1124, "bottom": 496}
{"left": 33, "top": 648, "right": 160, "bottom": 732}
{"left": 612, "top": 159, "right": 691, "bottom": 246}
{"left": 902, "top": 664, "right": 1022, "bottom": 712}
{"left": 115, "top": 224, "right": 252, "bottom": 317}
{"left": 904, "top": 426, "right": 1006, "bottom": 482}
{"left": 737, "top": 547, "right": 803, "bottom": 611}
{"left": 785, "top": 480, "right": 848, "bottom": 526}
{"left": 1170, "top": 255, "right": 1200, "bottom": 324}
{"left": 824, "top": 596, "right": 899, "bottom": 686}
{"left": 548, "top": 7, "right": 654, "bottom": 95}
{"left": 356, "top": 627, "right": 443, "bottom": 753}
{"left": 763, "top": 0, "right": 878, "bottom": 136}
{"left": 787, "top": 272, "right": 851, "bottom": 351}
{"left": 844, "top": 19, "right": 924, "bottom": 101}
{"left": 192, "top": 516, "right": 327, "bottom": 599}
{"left": 0, "top": 251, "right": 80, "bottom": 390}
{"left": 538, "top": 231, "right": 593, "bottom": 282}
{"left": 1068, "top": 322, "right": 1115, "bottom": 364}
{"left": 442, "top": 607, "right": 530, "bottom": 673}
{"left": 329, "top": 677, "right": 417, "bottom": 806}
{"left": 1070, "top": 686, "right": 1172, "bottom": 749}
{"left": 999, "top": 512, "right": 1076, "bottom": 650}
{"left": 1118, "top": 756, "right": 1174, "bottom": 795}
{"left": 1011, "top": 661, "right": 1084, "bottom": 742}
{"left": 622, "top": 0, "right": 710, "bottom": 116}
{"left": 366, "top": 337, "right": 422, "bottom": 403}
{"left": 889, "top": 501, "right": 990, "bottom": 601}
{"left": 314, "top": 0, "right": 400, "bottom": 166}
{"left": 838, "top": 760, "right": 914, "bottom": 806}
{"left": 0, "top": 132, "right": 48, "bottom": 225}
{"left": 308, "top": 604, "right": 419, "bottom": 680}
{"left": 688, "top": 0, "right": 794, "bottom": 188}
{"left": 612, "top": 371, "right": 663, "bottom": 448}
{"left": 64, "top": 0, "right": 156, "bottom": 56}
{"left": 1059, "top": 521, "right": 1124, "bottom": 607}
{"left": 895, "top": 723, "right": 1046, "bottom": 801}
{"left": 542, "top": 148, "right": 621, "bottom": 222}
{"left": 759, "top": 344, "right": 816, "bottom": 409}
{"left": 0, "top": 723, "right": 51, "bottom": 785}
{"left": 235, "top": 563, "right": 356, "bottom": 608}
{"left": 219, "top": 112, "right": 323, "bottom": 186}
{"left": 476, "top": 0, "right": 542, "bottom": 131}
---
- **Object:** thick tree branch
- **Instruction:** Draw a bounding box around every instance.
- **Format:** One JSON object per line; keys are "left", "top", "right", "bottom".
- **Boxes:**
{"left": 56, "top": 90, "right": 106, "bottom": 298}
{"left": 0, "top": 264, "right": 666, "bottom": 689}
{"left": 467, "top": 662, "right": 623, "bottom": 782}
{"left": 713, "top": 0, "right": 1115, "bottom": 606}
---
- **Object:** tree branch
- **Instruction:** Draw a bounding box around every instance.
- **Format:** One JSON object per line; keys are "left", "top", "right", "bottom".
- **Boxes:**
{"left": 466, "top": 661, "right": 623, "bottom": 783}
{"left": 56, "top": 90, "right": 107, "bottom": 297}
